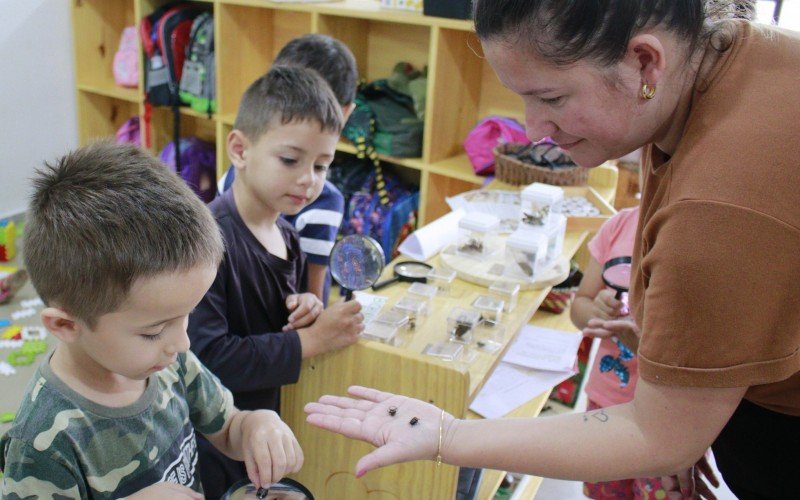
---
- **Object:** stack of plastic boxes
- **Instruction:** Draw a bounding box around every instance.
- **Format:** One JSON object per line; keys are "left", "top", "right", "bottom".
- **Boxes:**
{"left": 505, "top": 182, "right": 567, "bottom": 281}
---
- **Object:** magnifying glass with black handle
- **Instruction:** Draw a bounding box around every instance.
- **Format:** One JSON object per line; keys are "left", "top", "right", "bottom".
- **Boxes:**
{"left": 371, "top": 260, "right": 433, "bottom": 291}
{"left": 601, "top": 256, "right": 632, "bottom": 300}
{"left": 329, "top": 234, "right": 386, "bottom": 300}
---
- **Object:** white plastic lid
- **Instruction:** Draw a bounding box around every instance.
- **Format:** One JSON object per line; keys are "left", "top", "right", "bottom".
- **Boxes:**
{"left": 521, "top": 182, "right": 564, "bottom": 203}
{"left": 375, "top": 310, "right": 410, "bottom": 328}
{"left": 459, "top": 212, "right": 499, "bottom": 232}
{"left": 447, "top": 307, "right": 482, "bottom": 326}
{"left": 472, "top": 295, "right": 505, "bottom": 313}
{"left": 506, "top": 229, "right": 548, "bottom": 253}
{"left": 408, "top": 282, "right": 438, "bottom": 299}
{"left": 489, "top": 280, "right": 521, "bottom": 295}
{"left": 361, "top": 322, "right": 398, "bottom": 343}
{"left": 394, "top": 296, "right": 426, "bottom": 314}
{"left": 427, "top": 268, "right": 456, "bottom": 282}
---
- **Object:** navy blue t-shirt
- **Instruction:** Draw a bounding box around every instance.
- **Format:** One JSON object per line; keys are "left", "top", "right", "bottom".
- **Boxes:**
{"left": 219, "top": 166, "right": 344, "bottom": 303}
{"left": 188, "top": 189, "right": 306, "bottom": 412}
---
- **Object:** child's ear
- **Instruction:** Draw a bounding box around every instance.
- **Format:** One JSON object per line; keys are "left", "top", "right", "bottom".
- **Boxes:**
{"left": 227, "top": 129, "right": 249, "bottom": 171}
{"left": 41, "top": 307, "right": 83, "bottom": 343}
{"left": 341, "top": 102, "right": 356, "bottom": 122}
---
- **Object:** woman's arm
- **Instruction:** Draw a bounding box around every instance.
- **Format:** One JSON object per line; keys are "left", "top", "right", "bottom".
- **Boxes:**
{"left": 443, "top": 380, "right": 745, "bottom": 481}
{"left": 306, "top": 382, "right": 745, "bottom": 481}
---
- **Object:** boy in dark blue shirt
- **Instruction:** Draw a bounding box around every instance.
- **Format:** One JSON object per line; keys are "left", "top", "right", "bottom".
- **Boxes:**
{"left": 189, "top": 67, "right": 364, "bottom": 498}
{"left": 218, "top": 34, "right": 358, "bottom": 304}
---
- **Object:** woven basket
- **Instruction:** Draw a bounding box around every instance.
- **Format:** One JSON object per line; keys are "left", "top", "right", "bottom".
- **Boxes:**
{"left": 494, "top": 143, "right": 589, "bottom": 186}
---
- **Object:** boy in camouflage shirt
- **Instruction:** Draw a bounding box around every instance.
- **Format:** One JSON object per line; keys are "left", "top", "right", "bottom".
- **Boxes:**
{"left": 0, "top": 143, "right": 303, "bottom": 499}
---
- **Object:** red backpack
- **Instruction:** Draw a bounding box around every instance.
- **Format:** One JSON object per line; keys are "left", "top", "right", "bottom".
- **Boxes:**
{"left": 140, "top": 2, "right": 206, "bottom": 170}
{"left": 141, "top": 2, "right": 204, "bottom": 106}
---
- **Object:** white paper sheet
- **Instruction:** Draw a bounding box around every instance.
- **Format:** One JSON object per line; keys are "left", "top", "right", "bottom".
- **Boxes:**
{"left": 397, "top": 209, "right": 464, "bottom": 261}
{"left": 502, "top": 325, "right": 583, "bottom": 372}
{"left": 470, "top": 362, "right": 577, "bottom": 418}
{"left": 353, "top": 291, "right": 388, "bottom": 325}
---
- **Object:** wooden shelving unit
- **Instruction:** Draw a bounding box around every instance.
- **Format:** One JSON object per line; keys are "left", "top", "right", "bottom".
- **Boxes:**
{"left": 70, "top": 0, "right": 524, "bottom": 225}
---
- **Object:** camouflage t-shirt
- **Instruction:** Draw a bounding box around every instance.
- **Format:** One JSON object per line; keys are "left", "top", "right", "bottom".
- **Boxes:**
{"left": 0, "top": 351, "right": 234, "bottom": 499}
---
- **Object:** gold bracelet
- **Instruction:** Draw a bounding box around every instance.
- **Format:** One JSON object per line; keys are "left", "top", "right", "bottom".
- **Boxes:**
{"left": 435, "top": 409, "right": 445, "bottom": 466}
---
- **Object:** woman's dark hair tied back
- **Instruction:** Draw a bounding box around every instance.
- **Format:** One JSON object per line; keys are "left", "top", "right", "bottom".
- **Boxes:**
{"left": 473, "top": 0, "right": 756, "bottom": 66}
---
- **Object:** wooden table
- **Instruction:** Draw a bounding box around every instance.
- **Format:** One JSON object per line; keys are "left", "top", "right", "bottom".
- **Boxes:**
{"left": 282, "top": 231, "right": 589, "bottom": 499}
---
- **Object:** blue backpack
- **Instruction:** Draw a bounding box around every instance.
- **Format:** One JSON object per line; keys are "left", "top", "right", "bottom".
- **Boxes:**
{"left": 340, "top": 164, "right": 419, "bottom": 262}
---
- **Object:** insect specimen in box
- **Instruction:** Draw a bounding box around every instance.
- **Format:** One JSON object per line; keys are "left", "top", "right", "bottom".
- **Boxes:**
{"left": 459, "top": 238, "right": 484, "bottom": 254}
{"left": 522, "top": 206, "right": 549, "bottom": 226}
{"left": 513, "top": 251, "right": 537, "bottom": 277}
{"left": 451, "top": 321, "right": 473, "bottom": 340}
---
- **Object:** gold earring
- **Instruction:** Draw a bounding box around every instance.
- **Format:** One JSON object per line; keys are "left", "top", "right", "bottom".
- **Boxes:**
{"left": 641, "top": 83, "right": 657, "bottom": 100}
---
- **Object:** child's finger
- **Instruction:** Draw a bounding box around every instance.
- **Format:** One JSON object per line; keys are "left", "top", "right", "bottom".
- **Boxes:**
{"left": 582, "top": 327, "right": 614, "bottom": 339}
{"left": 253, "top": 442, "right": 275, "bottom": 488}
{"left": 280, "top": 432, "right": 299, "bottom": 477}
{"left": 292, "top": 436, "right": 305, "bottom": 474}
{"left": 243, "top": 448, "right": 261, "bottom": 492}
{"left": 287, "top": 304, "right": 310, "bottom": 324}
{"left": 267, "top": 439, "right": 289, "bottom": 487}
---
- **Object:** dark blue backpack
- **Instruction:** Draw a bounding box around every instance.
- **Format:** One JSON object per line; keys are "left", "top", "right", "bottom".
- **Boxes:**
{"left": 340, "top": 165, "right": 419, "bottom": 262}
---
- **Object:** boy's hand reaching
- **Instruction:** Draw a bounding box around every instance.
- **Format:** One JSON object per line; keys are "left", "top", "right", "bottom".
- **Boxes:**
{"left": 241, "top": 410, "right": 304, "bottom": 490}
{"left": 298, "top": 298, "right": 364, "bottom": 358}
{"left": 283, "top": 293, "right": 323, "bottom": 331}
{"left": 127, "top": 482, "right": 203, "bottom": 499}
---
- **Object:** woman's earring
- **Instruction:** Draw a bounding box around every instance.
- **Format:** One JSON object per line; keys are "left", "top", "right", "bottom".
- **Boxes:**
{"left": 641, "top": 83, "right": 657, "bottom": 100}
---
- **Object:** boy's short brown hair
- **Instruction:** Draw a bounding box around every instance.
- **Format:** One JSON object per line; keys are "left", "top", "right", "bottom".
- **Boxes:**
{"left": 25, "top": 142, "right": 223, "bottom": 327}
{"left": 233, "top": 65, "right": 344, "bottom": 142}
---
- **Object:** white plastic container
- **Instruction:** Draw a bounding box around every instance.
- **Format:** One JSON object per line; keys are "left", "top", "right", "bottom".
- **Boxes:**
{"left": 475, "top": 319, "right": 506, "bottom": 352}
{"left": 422, "top": 341, "right": 463, "bottom": 361}
{"left": 361, "top": 322, "right": 398, "bottom": 345}
{"left": 520, "top": 182, "right": 564, "bottom": 229}
{"left": 407, "top": 282, "right": 438, "bottom": 301}
{"left": 457, "top": 212, "right": 499, "bottom": 257}
{"left": 489, "top": 281, "right": 520, "bottom": 313}
{"left": 505, "top": 230, "right": 548, "bottom": 280}
{"left": 447, "top": 307, "right": 482, "bottom": 344}
{"left": 543, "top": 214, "right": 567, "bottom": 264}
{"left": 426, "top": 268, "right": 456, "bottom": 295}
{"left": 392, "top": 296, "right": 427, "bottom": 330}
{"left": 374, "top": 310, "right": 410, "bottom": 330}
{"left": 472, "top": 295, "right": 505, "bottom": 323}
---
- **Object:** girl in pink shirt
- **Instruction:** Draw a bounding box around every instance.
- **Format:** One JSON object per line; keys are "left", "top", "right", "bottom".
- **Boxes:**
{"left": 571, "top": 207, "right": 666, "bottom": 499}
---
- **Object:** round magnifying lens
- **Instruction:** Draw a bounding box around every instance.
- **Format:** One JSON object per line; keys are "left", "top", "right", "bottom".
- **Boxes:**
{"left": 602, "top": 256, "right": 632, "bottom": 299}
{"left": 222, "top": 478, "right": 313, "bottom": 500}
{"left": 395, "top": 261, "right": 433, "bottom": 279}
{"left": 329, "top": 234, "right": 385, "bottom": 300}
{"left": 372, "top": 260, "right": 432, "bottom": 290}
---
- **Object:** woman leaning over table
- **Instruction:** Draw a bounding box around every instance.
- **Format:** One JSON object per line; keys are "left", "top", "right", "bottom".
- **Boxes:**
{"left": 305, "top": 1, "right": 800, "bottom": 498}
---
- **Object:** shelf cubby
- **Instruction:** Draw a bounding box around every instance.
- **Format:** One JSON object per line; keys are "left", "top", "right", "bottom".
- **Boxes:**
{"left": 76, "top": 90, "right": 140, "bottom": 145}
{"left": 216, "top": 3, "right": 313, "bottom": 117}
{"left": 150, "top": 107, "right": 217, "bottom": 154}
{"left": 71, "top": 0, "right": 137, "bottom": 96}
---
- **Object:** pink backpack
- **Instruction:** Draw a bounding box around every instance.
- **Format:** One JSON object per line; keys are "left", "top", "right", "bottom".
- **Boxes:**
{"left": 113, "top": 26, "right": 139, "bottom": 88}
{"left": 464, "top": 116, "right": 530, "bottom": 175}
